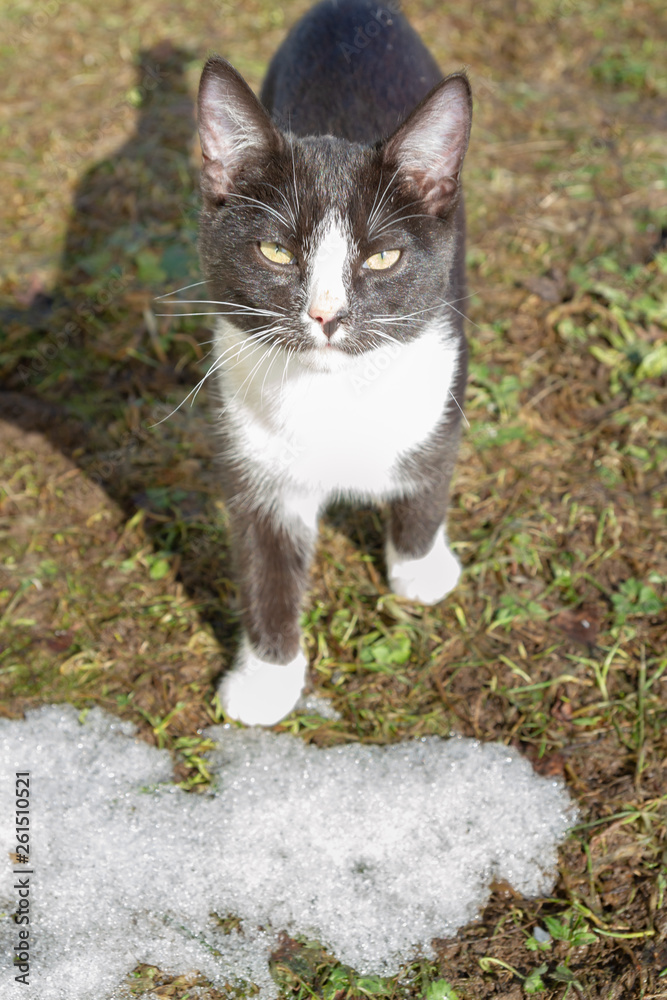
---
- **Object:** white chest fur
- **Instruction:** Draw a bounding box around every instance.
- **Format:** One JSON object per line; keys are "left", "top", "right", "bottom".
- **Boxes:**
{"left": 214, "top": 317, "right": 460, "bottom": 513}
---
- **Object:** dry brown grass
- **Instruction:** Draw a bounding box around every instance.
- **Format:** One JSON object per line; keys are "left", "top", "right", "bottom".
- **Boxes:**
{"left": 1, "top": 1, "right": 666, "bottom": 996}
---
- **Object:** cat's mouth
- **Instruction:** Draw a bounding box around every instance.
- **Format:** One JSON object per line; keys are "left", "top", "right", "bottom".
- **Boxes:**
{"left": 296, "top": 317, "right": 353, "bottom": 372}
{"left": 298, "top": 342, "right": 351, "bottom": 373}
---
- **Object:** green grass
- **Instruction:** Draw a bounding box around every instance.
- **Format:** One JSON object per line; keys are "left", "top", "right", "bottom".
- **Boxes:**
{"left": 1, "top": 0, "right": 667, "bottom": 997}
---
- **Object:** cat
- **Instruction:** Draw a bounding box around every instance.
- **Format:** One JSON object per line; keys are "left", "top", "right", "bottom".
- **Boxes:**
{"left": 195, "top": 0, "right": 472, "bottom": 725}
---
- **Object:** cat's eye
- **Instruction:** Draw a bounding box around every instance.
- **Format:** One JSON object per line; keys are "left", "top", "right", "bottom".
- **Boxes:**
{"left": 258, "top": 241, "right": 295, "bottom": 265}
{"left": 363, "top": 249, "right": 402, "bottom": 271}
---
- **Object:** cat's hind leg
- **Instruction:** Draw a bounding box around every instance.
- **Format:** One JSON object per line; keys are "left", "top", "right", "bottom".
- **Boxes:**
{"left": 386, "top": 487, "right": 461, "bottom": 606}
{"left": 219, "top": 505, "right": 315, "bottom": 725}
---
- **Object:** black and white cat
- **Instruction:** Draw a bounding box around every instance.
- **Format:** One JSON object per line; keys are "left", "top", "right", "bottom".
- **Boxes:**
{"left": 196, "top": 0, "right": 472, "bottom": 724}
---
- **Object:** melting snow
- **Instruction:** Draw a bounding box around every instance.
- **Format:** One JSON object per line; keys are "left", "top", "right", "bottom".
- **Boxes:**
{"left": 1, "top": 705, "right": 575, "bottom": 999}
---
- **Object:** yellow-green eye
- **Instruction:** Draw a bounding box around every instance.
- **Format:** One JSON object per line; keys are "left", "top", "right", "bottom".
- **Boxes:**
{"left": 363, "top": 249, "right": 401, "bottom": 271}
{"left": 259, "top": 241, "right": 295, "bottom": 265}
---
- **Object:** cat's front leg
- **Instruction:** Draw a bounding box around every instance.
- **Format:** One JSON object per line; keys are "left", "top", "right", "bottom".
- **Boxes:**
{"left": 386, "top": 489, "right": 461, "bottom": 606}
{"left": 219, "top": 504, "right": 315, "bottom": 726}
{"left": 220, "top": 637, "right": 309, "bottom": 727}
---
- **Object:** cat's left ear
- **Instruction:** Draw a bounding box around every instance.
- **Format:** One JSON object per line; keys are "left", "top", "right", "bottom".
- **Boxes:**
{"left": 197, "top": 55, "right": 283, "bottom": 204}
{"left": 383, "top": 72, "right": 472, "bottom": 216}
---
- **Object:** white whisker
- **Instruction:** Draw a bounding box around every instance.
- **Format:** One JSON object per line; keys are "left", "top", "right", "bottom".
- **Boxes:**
{"left": 371, "top": 212, "right": 435, "bottom": 238}
{"left": 280, "top": 346, "right": 295, "bottom": 396}
{"left": 370, "top": 168, "right": 403, "bottom": 229}
{"left": 190, "top": 331, "right": 283, "bottom": 411}
{"left": 210, "top": 325, "right": 286, "bottom": 374}
{"left": 372, "top": 293, "right": 475, "bottom": 330}
{"left": 367, "top": 166, "right": 402, "bottom": 238}
{"left": 260, "top": 342, "right": 284, "bottom": 401}
{"left": 233, "top": 345, "right": 278, "bottom": 409}
{"left": 265, "top": 182, "right": 298, "bottom": 230}
{"left": 373, "top": 305, "right": 438, "bottom": 324}
{"left": 367, "top": 329, "right": 400, "bottom": 349}
{"left": 155, "top": 280, "right": 208, "bottom": 301}
{"left": 207, "top": 336, "right": 274, "bottom": 386}
{"left": 149, "top": 323, "right": 284, "bottom": 427}
{"left": 436, "top": 294, "right": 479, "bottom": 330}
{"left": 227, "top": 192, "right": 291, "bottom": 229}
{"left": 370, "top": 197, "right": 424, "bottom": 232}
{"left": 289, "top": 135, "right": 300, "bottom": 221}
{"left": 448, "top": 389, "right": 470, "bottom": 429}
{"left": 158, "top": 299, "right": 285, "bottom": 314}
{"left": 367, "top": 172, "right": 385, "bottom": 232}
{"left": 154, "top": 311, "right": 274, "bottom": 318}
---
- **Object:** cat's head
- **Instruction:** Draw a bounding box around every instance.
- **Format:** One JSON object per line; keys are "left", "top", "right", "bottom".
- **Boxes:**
{"left": 197, "top": 57, "right": 471, "bottom": 373}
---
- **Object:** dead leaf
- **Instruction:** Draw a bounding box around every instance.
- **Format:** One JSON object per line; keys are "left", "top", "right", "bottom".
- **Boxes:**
{"left": 553, "top": 607, "right": 600, "bottom": 646}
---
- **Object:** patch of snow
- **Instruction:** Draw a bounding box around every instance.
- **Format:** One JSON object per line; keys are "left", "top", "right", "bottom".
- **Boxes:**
{"left": 294, "top": 691, "right": 342, "bottom": 719}
{"left": 0, "top": 706, "right": 576, "bottom": 999}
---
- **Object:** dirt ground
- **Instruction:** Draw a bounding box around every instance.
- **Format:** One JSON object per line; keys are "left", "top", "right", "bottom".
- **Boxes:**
{"left": 1, "top": 0, "right": 666, "bottom": 997}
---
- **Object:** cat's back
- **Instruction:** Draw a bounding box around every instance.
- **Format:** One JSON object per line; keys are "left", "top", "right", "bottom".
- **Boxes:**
{"left": 260, "top": 0, "right": 443, "bottom": 143}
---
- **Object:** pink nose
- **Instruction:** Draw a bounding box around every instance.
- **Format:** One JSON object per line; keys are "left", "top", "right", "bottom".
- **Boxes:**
{"left": 308, "top": 307, "right": 349, "bottom": 339}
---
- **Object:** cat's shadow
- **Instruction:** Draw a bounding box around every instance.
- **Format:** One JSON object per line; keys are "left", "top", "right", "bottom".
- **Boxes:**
{"left": 0, "top": 43, "right": 244, "bottom": 655}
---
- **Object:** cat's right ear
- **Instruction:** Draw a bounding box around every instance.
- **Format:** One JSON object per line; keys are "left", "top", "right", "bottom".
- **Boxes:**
{"left": 197, "top": 56, "right": 282, "bottom": 204}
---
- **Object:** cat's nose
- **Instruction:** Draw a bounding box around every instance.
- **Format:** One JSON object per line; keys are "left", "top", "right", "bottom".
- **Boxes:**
{"left": 308, "top": 307, "right": 349, "bottom": 339}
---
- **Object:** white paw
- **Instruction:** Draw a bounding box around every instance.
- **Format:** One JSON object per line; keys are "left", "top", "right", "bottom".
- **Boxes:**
{"left": 386, "top": 526, "right": 461, "bottom": 605}
{"left": 218, "top": 639, "right": 308, "bottom": 726}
